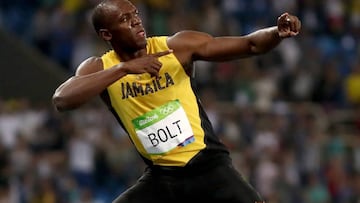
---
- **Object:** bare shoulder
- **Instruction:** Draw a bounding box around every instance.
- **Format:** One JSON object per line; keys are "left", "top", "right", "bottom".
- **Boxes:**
{"left": 167, "top": 30, "right": 213, "bottom": 50}
{"left": 76, "top": 56, "right": 103, "bottom": 76}
{"left": 167, "top": 30, "right": 214, "bottom": 65}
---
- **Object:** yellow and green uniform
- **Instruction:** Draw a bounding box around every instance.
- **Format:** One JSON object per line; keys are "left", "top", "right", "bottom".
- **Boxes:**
{"left": 105, "top": 36, "right": 264, "bottom": 203}
{"left": 101, "top": 36, "right": 229, "bottom": 167}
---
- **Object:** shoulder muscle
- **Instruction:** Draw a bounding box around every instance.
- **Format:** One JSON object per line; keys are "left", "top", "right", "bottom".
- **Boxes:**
{"left": 76, "top": 56, "right": 103, "bottom": 76}
{"left": 167, "top": 30, "right": 214, "bottom": 64}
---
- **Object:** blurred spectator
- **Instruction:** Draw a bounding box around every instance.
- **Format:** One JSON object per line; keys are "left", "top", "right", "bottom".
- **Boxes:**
{"left": 311, "top": 59, "right": 345, "bottom": 110}
{"left": 304, "top": 172, "right": 331, "bottom": 203}
{"left": 0, "top": 140, "right": 11, "bottom": 202}
{"left": 344, "top": 61, "right": 360, "bottom": 106}
{"left": 68, "top": 129, "right": 96, "bottom": 191}
{"left": 0, "top": 0, "right": 360, "bottom": 202}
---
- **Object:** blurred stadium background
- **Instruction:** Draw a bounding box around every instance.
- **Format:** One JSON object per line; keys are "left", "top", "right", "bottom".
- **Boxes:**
{"left": 0, "top": 0, "right": 359, "bottom": 202}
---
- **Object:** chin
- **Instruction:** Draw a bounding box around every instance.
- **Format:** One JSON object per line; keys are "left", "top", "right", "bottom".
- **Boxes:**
{"left": 138, "top": 40, "right": 147, "bottom": 48}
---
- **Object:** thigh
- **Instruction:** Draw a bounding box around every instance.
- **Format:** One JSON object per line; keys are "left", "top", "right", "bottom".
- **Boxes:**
{"left": 112, "top": 172, "right": 176, "bottom": 203}
{"left": 193, "top": 163, "right": 264, "bottom": 203}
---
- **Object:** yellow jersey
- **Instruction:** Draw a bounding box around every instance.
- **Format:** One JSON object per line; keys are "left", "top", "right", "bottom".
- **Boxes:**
{"left": 101, "top": 36, "right": 228, "bottom": 167}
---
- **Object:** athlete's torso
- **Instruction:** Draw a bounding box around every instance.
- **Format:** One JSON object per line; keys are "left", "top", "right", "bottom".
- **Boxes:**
{"left": 101, "top": 36, "right": 228, "bottom": 167}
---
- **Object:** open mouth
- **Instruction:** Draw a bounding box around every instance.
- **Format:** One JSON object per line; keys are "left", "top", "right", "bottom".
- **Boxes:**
{"left": 136, "top": 30, "right": 145, "bottom": 37}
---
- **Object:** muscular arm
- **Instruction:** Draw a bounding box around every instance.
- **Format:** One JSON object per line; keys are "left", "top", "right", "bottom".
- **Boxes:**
{"left": 52, "top": 57, "right": 128, "bottom": 111}
{"left": 169, "top": 27, "right": 281, "bottom": 63}
{"left": 52, "top": 50, "right": 172, "bottom": 111}
{"left": 168, "top": 13, "right": 301, "bottom": 66}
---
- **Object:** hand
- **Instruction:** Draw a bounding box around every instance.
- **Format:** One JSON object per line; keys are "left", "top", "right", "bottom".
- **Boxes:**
{"left": 277, "top": 13, "right": 301, "bottom": 38}
{"left": 122, "top": 50, "right": 173, "bottom": 77}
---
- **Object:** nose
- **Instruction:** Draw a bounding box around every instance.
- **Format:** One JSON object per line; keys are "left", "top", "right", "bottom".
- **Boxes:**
{"left": 131, "top": 14, "right": 142, "bottom": 26}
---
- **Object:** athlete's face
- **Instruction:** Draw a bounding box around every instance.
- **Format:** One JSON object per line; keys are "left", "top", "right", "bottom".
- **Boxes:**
{"left": 101, "top": 0, "right": 147, "bottom": 51}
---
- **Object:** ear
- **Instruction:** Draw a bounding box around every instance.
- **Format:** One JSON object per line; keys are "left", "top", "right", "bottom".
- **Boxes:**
{"left": 99, "top": 29, "right": 112, "bottom": 41}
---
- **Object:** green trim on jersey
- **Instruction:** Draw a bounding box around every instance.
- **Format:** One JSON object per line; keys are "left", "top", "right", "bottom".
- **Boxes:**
{"left": 101, "top": 36, "right": 207, "bottom": 166}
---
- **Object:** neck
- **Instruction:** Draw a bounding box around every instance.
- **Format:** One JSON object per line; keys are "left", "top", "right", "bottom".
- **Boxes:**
{"left": 113, "top": 46, "right": 147, "bottom": 61}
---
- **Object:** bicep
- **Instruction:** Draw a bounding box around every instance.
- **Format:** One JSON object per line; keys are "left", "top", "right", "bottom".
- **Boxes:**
{"left": 196, "top": 36, "right": 253, "bottom": 61}
{"left": 168, "top": 31, "right": 253, "bottom": 63}
{"left": 75, "top": 56, "right": 103, "bottom": 76}
{"left": 167, "top": 31, "right": 213, "bottom": 64}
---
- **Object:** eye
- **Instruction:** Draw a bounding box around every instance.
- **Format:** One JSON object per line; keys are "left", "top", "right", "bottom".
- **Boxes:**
{"left": 119, "top": 14, "right": 131, "bottom": 23}
{"left": 119, "top": 11, "right": 140, "bottom": 23}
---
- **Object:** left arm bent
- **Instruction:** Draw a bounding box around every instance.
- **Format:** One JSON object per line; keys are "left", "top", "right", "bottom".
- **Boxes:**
{"left": 168, "top": 13, "right": 301, "bottom": 65}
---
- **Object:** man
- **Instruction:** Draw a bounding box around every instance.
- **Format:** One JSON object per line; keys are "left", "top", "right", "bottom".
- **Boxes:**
{"left": 52, "top": 0, "right": 301, "bottom": 202}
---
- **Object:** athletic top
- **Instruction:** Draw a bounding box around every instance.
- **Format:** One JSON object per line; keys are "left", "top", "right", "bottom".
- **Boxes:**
{"left": 101, "top": 36, "right": 229, "bottom": 168}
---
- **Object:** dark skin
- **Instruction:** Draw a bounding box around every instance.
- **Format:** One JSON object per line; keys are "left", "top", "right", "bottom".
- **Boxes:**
{"left": 52, "top": 0, "right": 301, "bottom": 112}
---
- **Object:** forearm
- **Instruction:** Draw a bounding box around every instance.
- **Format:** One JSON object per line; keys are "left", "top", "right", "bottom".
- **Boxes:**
{"left": 53, "top": 65, "right": 127, "bottom": 111}
{"left": 192, "top": 27, "right": 282, "bottom": 61}
{"left": 246, "top": 26, "right": 282, "bottom": 54}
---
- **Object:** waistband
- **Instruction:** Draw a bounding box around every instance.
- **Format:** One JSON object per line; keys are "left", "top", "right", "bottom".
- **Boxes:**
{"left": 145, "top": 151, "right": 231, "bottom": 177}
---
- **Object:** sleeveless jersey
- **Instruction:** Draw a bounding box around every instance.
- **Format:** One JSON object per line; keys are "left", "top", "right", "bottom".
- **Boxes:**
{"left": 101, "top": 36, "right": 228, "bottom": 167}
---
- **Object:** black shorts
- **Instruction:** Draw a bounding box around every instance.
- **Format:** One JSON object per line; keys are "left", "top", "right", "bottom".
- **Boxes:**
{"left": 112, "top": 156, "right": 264, "bottom": 203}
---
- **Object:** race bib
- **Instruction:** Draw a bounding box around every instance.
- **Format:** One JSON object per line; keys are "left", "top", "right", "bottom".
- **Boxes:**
{"left": 132, "top": 100, "right": 195, "bottom": 155}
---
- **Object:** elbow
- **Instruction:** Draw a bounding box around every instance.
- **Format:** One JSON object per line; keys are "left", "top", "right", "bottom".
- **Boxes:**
{"left": 52, "top": 94, "right": 73, "bottom": 112}
{"left": 52, "top": 94, "right": 67, "bottom": 112}
{"left": 249, "top": 42, "right": 267, "bottom": 56}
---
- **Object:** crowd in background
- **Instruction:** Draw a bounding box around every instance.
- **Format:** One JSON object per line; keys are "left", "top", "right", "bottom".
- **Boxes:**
{"left": 1, "top": 0, "right": 360, "bottom": 202}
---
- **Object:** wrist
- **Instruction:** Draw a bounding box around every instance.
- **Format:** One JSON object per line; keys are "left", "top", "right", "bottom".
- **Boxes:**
{"left": 115, "top": 62, "right": 129, "bottom": 77}
{"left": 271, "top": 26, "right": 283, "bottom": 39}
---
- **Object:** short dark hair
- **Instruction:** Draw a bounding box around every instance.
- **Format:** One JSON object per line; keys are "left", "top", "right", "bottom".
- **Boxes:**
{"left": 91, "top": 0, "right": 132, "bottom": 34}
{"left": 91, "top": 1, "right": 108, "bottom": 34}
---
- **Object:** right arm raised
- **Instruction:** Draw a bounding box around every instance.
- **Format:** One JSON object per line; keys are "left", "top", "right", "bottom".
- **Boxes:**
{"left": 52, "top": 50, "right": 173, "bottom": 112}
{"left": 52, "top": 56, "right": 128, "bottom": 112}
